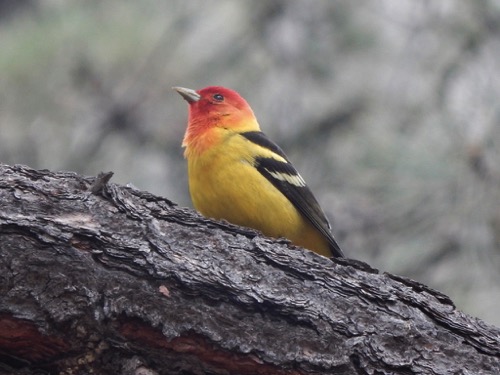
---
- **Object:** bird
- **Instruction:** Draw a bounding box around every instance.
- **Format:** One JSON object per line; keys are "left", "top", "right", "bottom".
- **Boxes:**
{"left": 173, "top": 86, "right": 344, "bottom": 258}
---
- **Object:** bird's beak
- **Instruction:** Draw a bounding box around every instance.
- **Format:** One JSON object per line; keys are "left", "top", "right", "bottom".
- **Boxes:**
{"left": 172, "top": 86, "right": 201, "bottom": 103}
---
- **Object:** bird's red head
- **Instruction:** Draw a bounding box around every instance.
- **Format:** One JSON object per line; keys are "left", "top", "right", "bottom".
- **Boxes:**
{"left": 174, "top": 86, "right": 260, "bottom": 156}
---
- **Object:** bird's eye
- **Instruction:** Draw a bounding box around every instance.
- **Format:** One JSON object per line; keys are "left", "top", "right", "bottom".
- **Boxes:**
{"left": 213, "top": 94, "right": 224, "bottom": 102}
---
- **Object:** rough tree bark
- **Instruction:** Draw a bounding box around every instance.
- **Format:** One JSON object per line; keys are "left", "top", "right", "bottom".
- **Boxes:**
{"left": 0, "top": 164, "right": 499, "bottom": 375}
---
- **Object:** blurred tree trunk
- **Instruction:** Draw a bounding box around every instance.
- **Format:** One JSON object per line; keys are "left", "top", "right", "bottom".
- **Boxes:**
{"left": 0, "top": 164, "right": 499, "bottom": 375}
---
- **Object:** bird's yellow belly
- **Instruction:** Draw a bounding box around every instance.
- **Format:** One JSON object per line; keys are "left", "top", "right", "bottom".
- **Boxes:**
{"left": 187, "top": 149, "right": 331, "bottom": 256}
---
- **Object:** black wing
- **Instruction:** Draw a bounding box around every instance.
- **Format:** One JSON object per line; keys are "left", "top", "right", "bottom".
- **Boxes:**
{"left": 241, "top": 131, "right": 344, "bottom": 258}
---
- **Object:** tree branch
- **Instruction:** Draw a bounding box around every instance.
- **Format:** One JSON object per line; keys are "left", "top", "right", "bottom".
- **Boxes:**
{"left": 0, "top": 164, "right": 499, "bottom": 374}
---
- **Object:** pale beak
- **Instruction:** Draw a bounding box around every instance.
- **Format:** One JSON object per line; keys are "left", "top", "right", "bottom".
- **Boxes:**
{"left": 172, "top": 86, "right": 201, "bottom": 103}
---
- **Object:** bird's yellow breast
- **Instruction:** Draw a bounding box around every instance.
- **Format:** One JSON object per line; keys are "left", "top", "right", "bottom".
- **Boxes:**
{"left": 186, "top": 129, "right": 331, "bottom": 256}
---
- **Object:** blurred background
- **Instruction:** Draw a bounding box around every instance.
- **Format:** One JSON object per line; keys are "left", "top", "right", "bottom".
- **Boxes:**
{"left": 1, "top": 0, "right": 499, "bottom": 326}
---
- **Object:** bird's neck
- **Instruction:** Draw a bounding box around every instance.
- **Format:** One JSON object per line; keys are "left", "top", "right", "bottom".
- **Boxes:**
{"left": 183, "top": 113, "right": 260, "bottom": 159}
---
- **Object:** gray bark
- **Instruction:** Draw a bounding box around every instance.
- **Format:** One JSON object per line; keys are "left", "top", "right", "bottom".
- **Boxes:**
{"left": 0, "top": 164, "right": 499, "bottom": 375}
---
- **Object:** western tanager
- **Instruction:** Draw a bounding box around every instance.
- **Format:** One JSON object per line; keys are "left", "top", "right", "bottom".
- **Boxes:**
{"left": 173, "top": 86, "right": 344, "bottom": 258}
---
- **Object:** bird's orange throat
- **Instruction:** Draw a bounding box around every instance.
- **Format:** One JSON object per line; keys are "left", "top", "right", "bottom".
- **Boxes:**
{"left": 183, "top": 128, "right": 221, "bottom": 159}
{"left": 182, "top": 112, "right": 260, "bottom": 159}
{"left": 182, "top": 116, "right": 223, "bottom": 159}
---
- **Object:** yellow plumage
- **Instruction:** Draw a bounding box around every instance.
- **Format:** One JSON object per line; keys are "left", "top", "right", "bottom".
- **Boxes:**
{"left": 174, "top": 86, "right": 344, "bottom": 258}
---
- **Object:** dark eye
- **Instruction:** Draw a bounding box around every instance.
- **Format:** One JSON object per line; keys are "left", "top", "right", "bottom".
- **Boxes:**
{"left": 213, "top": 93, "right": 224, "bottom": 102}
